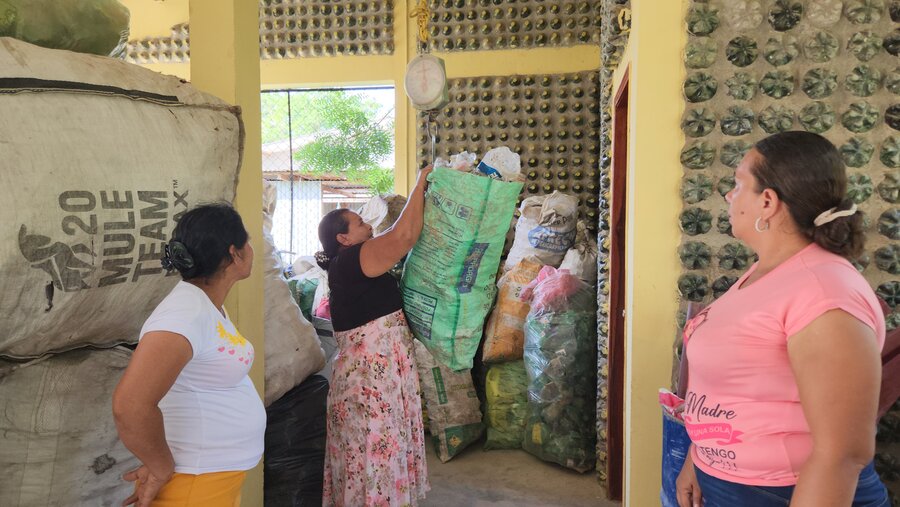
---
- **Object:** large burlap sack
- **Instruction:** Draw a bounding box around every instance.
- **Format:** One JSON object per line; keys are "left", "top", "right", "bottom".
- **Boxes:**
{"left": 558, "top": 221, "right": 599, "bottom": 284}
{"left": 482, "top": 256, "right": 544, "bottom": 363}
{"left": 505, "top": 192, "right": 579, "bottom": 271}
{"left": 0, "top": 0, "right": 130, "bottom": 57}
{"left": 401, "top": 167, "right": 522, "bottom": 371}
{"left": 263, "top": 181, "right": 325, "bottom": 407}
{"left": 0, "top": 347, "right": 139, "bottom": 506}
{"left": 414, "top": 341, "right": 483, "bottom": 462}
{"left": 0, "top": 38, "right": 243, "bottom": 359}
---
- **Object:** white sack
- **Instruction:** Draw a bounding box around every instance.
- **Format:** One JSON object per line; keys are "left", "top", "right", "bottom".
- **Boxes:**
{"left": 0, "top": 38, "right": 242, "bottom": 358}
{"left": 505, "top": 192, "right": 579, "bottom": 270}
{"left": 263, "top": 180, "right": 325, "bottom": 406}
{"left": 559, "top": 221, "right": 599, "bottom": 283}
{"left": 0, "top": 347, "right": 139, "bottom": 506}
{"left": 358, "top": 194, "right": 408, "bottom": 235}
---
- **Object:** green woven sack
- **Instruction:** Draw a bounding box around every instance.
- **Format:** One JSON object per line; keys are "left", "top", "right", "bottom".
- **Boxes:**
{"left": 0, "top": 0, "right": 130, "bottom": 57}
{"left": 401, "top": 167, "right": 523, "bottom": 371}
{"left": 287, "top": 278, "right": 318, "bottom": 322}
{"left": 483, "top": 361, "right": 529, "bottom": 450}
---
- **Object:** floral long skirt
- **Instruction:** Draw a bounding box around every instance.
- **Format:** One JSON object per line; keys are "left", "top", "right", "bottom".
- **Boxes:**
{"left": 323, "top": 310, "right": 430, "bottom": 507}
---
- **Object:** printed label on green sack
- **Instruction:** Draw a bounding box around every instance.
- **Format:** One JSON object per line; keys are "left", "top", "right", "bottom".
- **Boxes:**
{"left": 444, "top": 423, "right": 484, "bottom": 456}
{"left": 457, "top": 242, "right": 488, "bottom": 294}
{"left": 430, "top": 190, "right": 474, "bottom": 221}
{"left": 402, "top": 287, "right": 437, "bottom": 340}
{"left": 432, "top": 367, "right": 448, "bottom": 404}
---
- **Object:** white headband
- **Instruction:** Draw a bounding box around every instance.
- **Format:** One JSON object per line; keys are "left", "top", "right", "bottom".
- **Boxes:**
{"left": 813, "top": 204, "right": 858, "bottom": 227}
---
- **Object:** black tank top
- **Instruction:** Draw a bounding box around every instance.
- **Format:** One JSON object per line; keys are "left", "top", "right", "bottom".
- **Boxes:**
{"left": 327, "top": 243, "right": 403, "bottom": 332}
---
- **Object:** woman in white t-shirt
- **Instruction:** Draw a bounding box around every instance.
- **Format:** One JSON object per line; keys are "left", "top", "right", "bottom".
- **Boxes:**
{"left": 113, "top": 203, "right": 266, "bottom": 507}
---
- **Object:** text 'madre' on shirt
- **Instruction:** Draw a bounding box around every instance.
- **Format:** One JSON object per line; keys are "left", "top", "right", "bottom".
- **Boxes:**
{"left": 684, "top": 243, "right": 885, "bottom": 487}
{"left": 139, "top": 281, "right": 267, "bottom": 475}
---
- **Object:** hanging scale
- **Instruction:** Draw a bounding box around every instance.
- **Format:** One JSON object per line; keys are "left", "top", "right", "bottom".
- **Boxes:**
{"left": 405, "top": 0, "right": 448, "bottom": 165}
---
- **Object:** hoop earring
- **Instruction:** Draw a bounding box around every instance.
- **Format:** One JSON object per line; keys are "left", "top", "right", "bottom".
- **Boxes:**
{"left": 754, "top": 217, "right": 769, "bottom": 232}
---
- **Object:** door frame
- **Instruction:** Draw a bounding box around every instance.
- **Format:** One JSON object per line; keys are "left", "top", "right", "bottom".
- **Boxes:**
{"left": 606, "top": 66, "right": 629, "bottom": 502}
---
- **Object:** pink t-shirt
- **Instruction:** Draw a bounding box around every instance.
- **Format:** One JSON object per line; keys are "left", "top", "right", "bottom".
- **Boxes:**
{"left": 684, "top": 243, "right": 885, "bottom": 486}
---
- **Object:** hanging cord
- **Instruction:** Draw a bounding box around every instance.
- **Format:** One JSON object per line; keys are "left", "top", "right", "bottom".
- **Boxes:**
{"left": 425, "top": 110, "right": 439, "bottom": 165}
{"left": 409, "top": 0, "right": 431, "bottom": 53}
{"left": 410, "top": 0, "right": 439, "bottom": 164}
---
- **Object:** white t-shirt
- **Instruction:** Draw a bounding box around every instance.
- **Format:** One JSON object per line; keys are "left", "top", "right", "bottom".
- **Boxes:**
{"left": 140, "top": 281, "right": 266, "bottom": 474}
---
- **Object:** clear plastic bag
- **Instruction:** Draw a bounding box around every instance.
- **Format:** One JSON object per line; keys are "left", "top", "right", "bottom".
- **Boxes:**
{"left": 521, "top": 266, "right": 597, "bottom": 472}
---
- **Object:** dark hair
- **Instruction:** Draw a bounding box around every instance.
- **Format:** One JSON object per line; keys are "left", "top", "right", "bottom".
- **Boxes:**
{"left": 751, "top": 131, "right": 864, "bottom": 259}
{"left": 166, "top": 203, "right": 249, "bottom": 280}
{"left": 316, "top": 209, "right": 350, "bottom": 269}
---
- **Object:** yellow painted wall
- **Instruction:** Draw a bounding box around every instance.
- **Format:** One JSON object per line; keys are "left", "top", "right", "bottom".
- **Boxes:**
{"left": 121, "top": 0, "right": 640, "bottom": 506}
{"left": 121, "top": 0, "right": 189, "bottom": 39}
{"left": 612, "top": 0, "right": 686, "bottom": 504}
{"left": 188, "top": 1, "right": 266, "bottom": 503}
{"left": 120, "top": 3, "right": 600, "bottom": 196}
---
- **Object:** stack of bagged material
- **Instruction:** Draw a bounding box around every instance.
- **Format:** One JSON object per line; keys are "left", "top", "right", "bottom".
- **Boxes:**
{"left": 0, "top": 37, "right": 242, "bottom": 505}
{"left": 0, "top": 38, "right": 320, "bottom": 504}
{"left": 480, "top": 209, "right": 595, "bottom": 456}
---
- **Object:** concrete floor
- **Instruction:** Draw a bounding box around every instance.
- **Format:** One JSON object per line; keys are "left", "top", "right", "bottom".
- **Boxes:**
{"left": 420, "top": 440, "right": 619, "bottom": 507}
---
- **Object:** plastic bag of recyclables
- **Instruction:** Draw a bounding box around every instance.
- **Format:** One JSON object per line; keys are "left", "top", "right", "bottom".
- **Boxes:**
{"left": 400, "top": 147, "right": 523, "bottom": 370}
{"left": 521, "top": 265, "right": 598, "bottom": 472}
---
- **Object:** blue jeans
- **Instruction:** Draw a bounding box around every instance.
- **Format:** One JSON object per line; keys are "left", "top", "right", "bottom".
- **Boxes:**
{"left": 694, "top": 461, "right": 889, "bottom": 506}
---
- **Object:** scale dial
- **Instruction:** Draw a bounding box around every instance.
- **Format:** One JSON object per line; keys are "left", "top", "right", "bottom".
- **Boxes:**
{"left": 404, "top": 54, "right": 449, "bottom": 111}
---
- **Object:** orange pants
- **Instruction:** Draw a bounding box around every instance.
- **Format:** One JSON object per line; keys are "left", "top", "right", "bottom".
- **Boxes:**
{"left": 148, "top": 471, "right": 246, "bottom": 507}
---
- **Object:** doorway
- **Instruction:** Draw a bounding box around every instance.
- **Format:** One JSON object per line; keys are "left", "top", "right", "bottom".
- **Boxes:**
{"left": 606, "top": 67, "right": 629, "bottom": 502}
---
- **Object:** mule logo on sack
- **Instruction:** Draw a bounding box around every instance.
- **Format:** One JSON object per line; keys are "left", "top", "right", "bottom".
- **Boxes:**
{"left": 18, "top": 225, "right": 94, "bottom": 292}
{"left": 18, "top": 188, "right": 190, "bottom": 293}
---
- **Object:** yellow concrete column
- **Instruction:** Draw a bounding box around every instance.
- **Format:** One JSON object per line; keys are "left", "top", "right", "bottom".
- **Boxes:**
{"left": 188, "top": 1, "right": 265, "bottom": 505}
{"left": 618, "top": 0, "right": 687, "bottom": 504}
{"left": 400, "top": 0, "right": 417, "bottom": 194}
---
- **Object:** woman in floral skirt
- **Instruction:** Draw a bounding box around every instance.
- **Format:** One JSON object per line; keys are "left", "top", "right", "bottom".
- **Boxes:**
{"left": 316, "top": 166, "right": 432, "bottom": 507}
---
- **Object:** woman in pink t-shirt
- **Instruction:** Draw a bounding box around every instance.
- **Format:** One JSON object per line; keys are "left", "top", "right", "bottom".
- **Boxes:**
{"left": 676, "top": 132, "right": 889, "bottom": 507}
